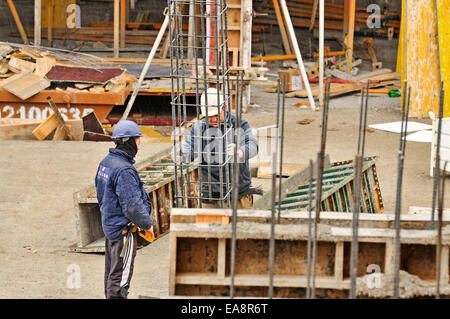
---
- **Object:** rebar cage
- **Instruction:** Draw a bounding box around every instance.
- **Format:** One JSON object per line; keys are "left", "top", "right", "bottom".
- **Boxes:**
{"left": 168, "top": 0, "right": 235, "bottom": 208}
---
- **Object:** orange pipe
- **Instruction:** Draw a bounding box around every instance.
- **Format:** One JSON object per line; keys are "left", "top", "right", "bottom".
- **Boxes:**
{"left": 251, "top": 54, "right": 296, "bottom": 61}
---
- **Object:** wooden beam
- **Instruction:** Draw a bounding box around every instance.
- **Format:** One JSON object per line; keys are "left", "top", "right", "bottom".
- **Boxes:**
{"left": 345, "top": 0, "right": 355, "bottom": 70}
{"left": 47, "top": 0, "right": 53, "bottom": 47}
{"left": 114, "top": 0, "right": 120, "bottom": 58}
{"left": 168, "top": 233, "right": 177, "bottom": 296}
{"left": 217, "top": 238, "right": 226, "bottom": 278}
{"left": 334, "top": 241, "right": 344, "bottom": 281}
{"left": 343, "top": 0, "right": 349, "bottom": 34}
{"left": 120, "top": 0, "right": 126, "bottom": 49}
{"left": 309, "top": 0, "right": 318, "bottom": 31}
{"left": 34, "top": 0, "right": 41, "bottom": 46}
{"left": 32, "top": 113, "right": 58, "bottom": 140}
{"left": 272, "top": 0, "right": 292, "bottom": 54}
{"left": 187, "top": 0, "right": 195, "bottom": 60}
{"left": 47, "top": 96, "right": 75, "bottom": 140}
{"left": 6, "top": 0, "right": 29, "bottom": 45}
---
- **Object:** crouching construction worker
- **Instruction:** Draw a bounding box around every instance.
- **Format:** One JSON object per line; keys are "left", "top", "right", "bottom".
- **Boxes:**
{"left": 173, "top": 88, "right": 261, "bottom": 209}
{"left": 95, "top": 120, "right": 154, "bottom": 299}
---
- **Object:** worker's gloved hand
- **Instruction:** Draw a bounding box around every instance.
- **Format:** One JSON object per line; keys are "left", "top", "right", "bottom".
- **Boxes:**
{"left": 171, "top": 144, "right": 182, "bottom": 163}
{"left": 227, "top": 143, "right": 244, "bottom": 159}
{"left": 227, "top": 143, "right": 236, "bottom": 156}
{"left": 181, "top": 142, "right": 190, "bottom": 155}
{"left": 172, "top": 142, "right": 191, "bottom": 164}
{"left": 148, "top": 225, "right": 154, "bottom": 238}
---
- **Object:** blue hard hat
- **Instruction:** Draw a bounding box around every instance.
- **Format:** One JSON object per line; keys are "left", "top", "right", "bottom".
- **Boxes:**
{"left": 112, "top": 120, "right": 143, "bottom": 138}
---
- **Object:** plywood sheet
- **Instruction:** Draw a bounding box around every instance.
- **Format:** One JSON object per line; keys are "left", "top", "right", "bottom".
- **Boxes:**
{"left": 369, "top": 121, "right": 432, "bottom": 133}
{"left": 0, "top": 72, "right": 50, "bottom": 100}
{"left": 401, "top": 0, "right": 450, "bottom": 118}
{"left": 46, "top": 66, "right": 124, "bottom": 84}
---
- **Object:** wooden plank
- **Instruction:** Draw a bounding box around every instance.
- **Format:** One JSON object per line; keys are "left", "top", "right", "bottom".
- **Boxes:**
{"left": 253, "top": 154, "right": 330, "bottom": 209}
{"left": 257, "top": 162, "right": 306, "bottom": 178}
{"left": 169, "top": 233, "right": 178, "bottom": 296}
{"left": 344, "top": 0, "right": 355, "bottom": 68}
{"left": 47, "top": 0, "right": 53, "bottom": 46}
{"left": 47, "top": 97, "right": 75, "bottom": 141}
{"left": 52, "top": 125, "right": 66, "bottom": 140}
{"left": 41, "top": 0, "right": 75, "bottom": 28}
{"left": 0, "top": 120, "right": 41, "bottom": 140}
{"left": 35, "top": 56, "right": 56, "bottom": 77}
{"left": 6, "top": 0, "right": 29, "bottom": 44}
{"left": 114, "top": 0, "right": 120, "bottom": 58}
{"left": 8, "top": 56, "right": 35, "bottom": 73}
{"left": 335, "top": 241, "right": 344, "bottom": 281}
{"left": 66, "top": 119, "right": 84, "bottom": 141}
{"left": 287, "top": 72, "right": 400, "bottom": 98}
{"left": 0, "top": 72, "right": 50, "bottom": 100}
{"left": 32, "top": 113, "right": 58, "bottom": 140}
{"left": 217, "top": 238, "right": 226, "bottom": 278}
{"left": 120, "top": 0, "right": 126, "bottom": 49}
{"left": 34, "top": 0, "right": 41, "bottom": 46}
{"left": 440, "top": 246, "right": 449, "bottom": 284}
{"left": 175, "top": 273, "right": 347, "bottom": 290}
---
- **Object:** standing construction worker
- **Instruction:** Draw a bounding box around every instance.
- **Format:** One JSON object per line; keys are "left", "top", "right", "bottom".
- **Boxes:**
{"left": 95, "top": 120, "right": 154, "bottom": 299}
{"left": 173, "top": 88, "right": 259, "bottom": 209}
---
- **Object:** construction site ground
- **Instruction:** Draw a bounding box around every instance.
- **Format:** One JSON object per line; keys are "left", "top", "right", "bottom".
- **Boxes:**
{"left": 1, "top": 84, "right": 448, "bottom": 299}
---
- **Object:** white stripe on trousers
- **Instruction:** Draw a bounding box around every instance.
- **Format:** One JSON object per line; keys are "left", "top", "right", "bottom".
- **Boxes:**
{"left": 120, "top": 232, "right": 134, "bottom": 287}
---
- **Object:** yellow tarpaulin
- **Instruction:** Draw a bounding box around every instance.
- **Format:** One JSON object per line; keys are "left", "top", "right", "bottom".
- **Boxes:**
{"left": 396, "top": 0, "right": 449, "bottom": 118}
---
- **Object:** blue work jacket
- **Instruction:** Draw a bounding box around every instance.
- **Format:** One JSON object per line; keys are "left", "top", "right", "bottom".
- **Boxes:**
{"left": 95, "top": 148, "right": 152, "bottom": 240}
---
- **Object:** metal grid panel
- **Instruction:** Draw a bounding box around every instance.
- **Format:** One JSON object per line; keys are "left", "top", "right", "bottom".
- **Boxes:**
{"left": 169, "top": 0, "right": 234, "bottom": 207}
{"left": 276, "top": 156, "right": 384, "bottom": 214}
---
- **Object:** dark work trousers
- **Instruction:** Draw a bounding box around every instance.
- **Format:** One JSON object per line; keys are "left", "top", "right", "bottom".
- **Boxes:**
{"left": 104, "top": 231, "right": 137, "bottom": 299}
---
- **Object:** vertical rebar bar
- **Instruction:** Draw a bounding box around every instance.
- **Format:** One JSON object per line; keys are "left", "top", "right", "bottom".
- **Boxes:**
{"left": 230, "top": 70, "right": 243, "bottom": 298}
{"left": 349, "top": 81, "right": 370, "bottom": 299}
{"left": 168, "top": 1, "right": 180, "bottom": 208}
{"left": 431, "top": 84, "right": 445, "bottom": 229}
{"left": 311, "top": 77, "right": 331, "bottom": 298}
{"left": 268, "top": 151, "right": 277, "bottom": 299}
{"left": 277, "top": 77, "right": 286, "bottom": 224}
{"left": 436, "top": 161, "right": 448, "bottom": 299}
{"left": 306, "top": 160, "right": 314, "bottom": 299}
{"left": 393, "top": 84, "right": 411, "bottom": 299}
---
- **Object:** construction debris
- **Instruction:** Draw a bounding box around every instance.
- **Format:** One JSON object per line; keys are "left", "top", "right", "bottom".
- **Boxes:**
{"left": 0, "top": 43, "right": 135, "bottom": 101}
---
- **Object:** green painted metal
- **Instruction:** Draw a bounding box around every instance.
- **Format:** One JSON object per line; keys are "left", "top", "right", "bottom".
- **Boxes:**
{"left": 277, "top": 156, "right": 384, "bottom": 213}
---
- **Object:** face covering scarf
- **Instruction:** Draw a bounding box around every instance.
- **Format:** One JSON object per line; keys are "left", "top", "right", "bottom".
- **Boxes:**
{"left": 115, "top": 137, "right": 138, "bottom": 158}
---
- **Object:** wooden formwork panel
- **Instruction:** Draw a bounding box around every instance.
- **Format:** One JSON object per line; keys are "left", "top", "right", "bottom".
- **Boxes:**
{"left": 169, "top": 208, "right": 450, "bottom": 298}
{"left": 224, "top": 240, "right": 335, "bottom": 277}
{"left": 343, "top": 242, "right": 386, "bottom": 279}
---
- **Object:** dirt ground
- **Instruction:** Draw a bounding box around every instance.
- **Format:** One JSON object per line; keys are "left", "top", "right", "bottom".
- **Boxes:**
{"left": 0, "top": 84, "right": 448, "bottom": 299}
